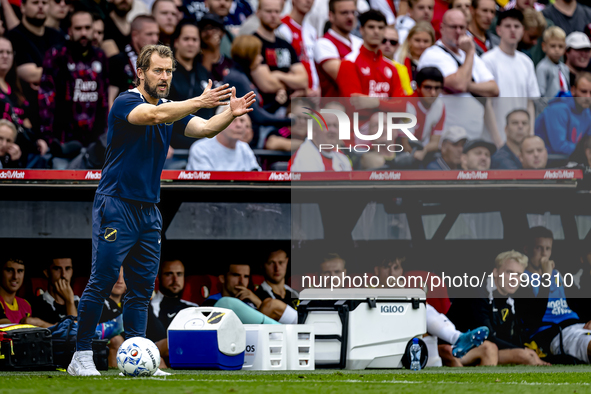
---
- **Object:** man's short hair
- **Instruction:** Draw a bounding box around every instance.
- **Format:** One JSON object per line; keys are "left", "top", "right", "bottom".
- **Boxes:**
{"left": 159, "top": 259, "right": 185, "bottom": 276}
{"left": 1, "top": 258, "right": 24, "bottom": 270}
{"left": 321, "top": 253, "right": 345, "bottom": 266}
{"left": 527, "top": 226, "right": 554, "bottom": 248}
{"left": 328, "top": 0, "right": 356, "bottom": 13}
{"left": 70, "top": 8, "right": 93, "bottom": 23}
{"left": 520, "top": 135, "right": 545, "bottom": 153}
{"left": 386, "top": 24, "right": 397, "bottom": 32}
{"left": 543, "top": 26, "right": 566, "bottom": 43}
{"left": 416, "top": 67, "right": 443, "bottom": 87}
{"left": 151, "top": 0, "right": 175, "bottom": 13}
{"left": 131, "top": 14, "right": 158, "bottom": 33}
{"left": 223, "top": 261, "right": 250, "bottom": 275}
{"left": 171, "top": 19, "right": 198, "bottom": 48}
{"left": 471, "top": 0, "right": 493, "bottom": 10}
{"left": 135, "top": 44, "right": 176, "bottom": 86}
{"left": 574, "top": 72, "right": 591, "bottom": 88}
{"left": 505, "top": 108, "right": 530, "bottom": 124}
{"left": 359, "top": 9, "right": 387, "bottom": 27}
{"left": 495, "top": 250, "right": 528, "bottom": 270}
{"left": 0, "top": 119, "right": 17, "bottom": 141}
{"left": 522, "top": 8, "right": 546, "bottom": 33}
{"left": 497, "top": 9, "right": 524, "bottom": 26}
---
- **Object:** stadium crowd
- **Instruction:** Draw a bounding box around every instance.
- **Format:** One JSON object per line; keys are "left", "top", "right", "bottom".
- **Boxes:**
{"left": 3, "top": 226, "right": 591, "bottom": 367}
{"left": 0, "top": 0, "right": 590, "bottom": 170}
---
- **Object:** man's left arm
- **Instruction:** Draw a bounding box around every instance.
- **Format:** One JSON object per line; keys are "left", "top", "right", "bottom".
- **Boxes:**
{"left": 271, "top": 63, "right": 309, "bottom": 90}
{"left": 183, "top": 88, "right": 256, "bottom": 139}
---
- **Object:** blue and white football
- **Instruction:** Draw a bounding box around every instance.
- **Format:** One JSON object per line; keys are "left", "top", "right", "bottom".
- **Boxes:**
{"left": 117, "top": 337, "right": 160, "bottom": 377}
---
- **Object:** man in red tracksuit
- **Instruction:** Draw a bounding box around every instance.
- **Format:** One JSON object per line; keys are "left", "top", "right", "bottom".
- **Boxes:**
{"left": 337, "top": 9, "right": 405, "bottom": 100}
{"left": 336, "top": 9, "right": 408, "bottom": 146}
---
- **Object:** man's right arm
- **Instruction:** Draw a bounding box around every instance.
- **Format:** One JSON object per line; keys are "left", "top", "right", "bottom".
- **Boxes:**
{"left": 442, "top": 37, "right": 475, "bottom": 94}
{"left": 127, "top": 81, "right": 232, "bottom": 126}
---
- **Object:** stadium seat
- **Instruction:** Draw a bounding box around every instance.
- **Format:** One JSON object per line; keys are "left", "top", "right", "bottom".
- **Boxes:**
{"left": 73, "top": 277, "right": 89, "bottom": 297}
{"left": 182, "top": 275, "right": 212, "bottom": 305}
{"left": 207, "top": 274, "right": 222, "bottom": 295}
{"left": 251, "top": 274, "right": 265, "bottom": 287}
{"left": 29, "top": 277, "right": 47, "bottom": 297}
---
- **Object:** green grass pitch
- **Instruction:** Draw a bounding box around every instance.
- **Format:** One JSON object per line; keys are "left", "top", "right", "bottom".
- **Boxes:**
{"left": 2, "top": 366, "right": 591, "bottom": 394}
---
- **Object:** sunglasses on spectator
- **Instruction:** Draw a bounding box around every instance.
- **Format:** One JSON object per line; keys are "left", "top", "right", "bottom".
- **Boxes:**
{"left": 53, "top": 0, "right": 74, "bottom": 5}
{"left": 382, "top": 39, "right": 398, "bottom": 46}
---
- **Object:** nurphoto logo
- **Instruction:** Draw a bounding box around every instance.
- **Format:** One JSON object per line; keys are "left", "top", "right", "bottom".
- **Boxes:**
{"left": 304, "top": 107, "right": 418, "bottom": 153}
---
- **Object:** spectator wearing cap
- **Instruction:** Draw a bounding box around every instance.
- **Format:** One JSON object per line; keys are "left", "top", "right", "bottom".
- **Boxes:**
{"left": 461, "top": 139, "right": 496, "bottom": 170}
{"left": 481, "top": 10, "right": 540, "bottom": 148}
{"left": 467, "top": 0, "right": 499, "bottom": 56}
{"left": 198, "top": 14, "right": 234, "bottom": 87}
{"left": 535, "top": 72, "right": 591, "bottom": 155}
{"left": 402, "top": 67, "right": 445, "bottom": 163}
{"left": 417, "top": 10, "right": 498, "bottom": 141}
{"left": 426, "top": 126, "right": 467, "bottom": 170}
{"left": 199, "top": 5, "right": 234, "bottom": 59}
{"left": 491, "top": 109, "right": 529, "bottom": 169}
{"left": 542, "top": 0, "right": 591, "bottom": 37}
{"left": 565, "top": 32, "right": 591, "bottom": 89}
{"left": 520, "top": 135, "right": 548, "bottom": 169}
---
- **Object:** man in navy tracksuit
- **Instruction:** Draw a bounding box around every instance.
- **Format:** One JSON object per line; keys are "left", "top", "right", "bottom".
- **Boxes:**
{"left": 68, "top": 44, "right": 256, "bottom": 376}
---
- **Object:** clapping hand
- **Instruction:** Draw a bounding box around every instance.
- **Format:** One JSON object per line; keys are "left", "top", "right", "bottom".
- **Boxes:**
{"left": 198, "top": 80, "right": 232, "bottom": 108}
{"left": 229, "top": 87, "right": 256, "bottom": 118}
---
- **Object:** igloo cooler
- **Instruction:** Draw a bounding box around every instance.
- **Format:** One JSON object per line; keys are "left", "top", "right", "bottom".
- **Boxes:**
{"left": 168, "top": 307, "right": 245, "bottom": 370}
{"left": 298, "top": 288, "right": 427, "bottom": 369}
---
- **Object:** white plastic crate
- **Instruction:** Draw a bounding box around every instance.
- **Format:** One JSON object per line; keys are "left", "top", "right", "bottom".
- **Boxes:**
{"left": 242, "top": 324, "right": 287, "bottom": 370}
{"left": 285, "top": 324, "right": 315, "bottom": 370}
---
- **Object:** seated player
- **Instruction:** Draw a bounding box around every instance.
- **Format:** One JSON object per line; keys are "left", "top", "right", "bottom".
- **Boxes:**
{"left": 446, "top": 251, "right": 550, "bottom": 365}
{"left": 255, "top": 248, "right": 299, "bottom": 311}
{"left": 204, "top": 262, "right": 294, "bottom": 324}
{"left": 373, "top": 255, "right": 496, "bottom": 366}
{"left": 0, "top": 258, "right": 31, "bottom": 324}
{"left": 29, "top": 258, "right": 79, "bottom": 327}
{"left": 319, "top": 253, "right": 348, "bottom": 288}
{"left": 147, "top": 259, "right": 198, "bottom": 368}
{"left": 569, "top": 232, "right": 591, "bottom": 322}
{"left": 517, "top": 227, "right": 591, "bottom": 363}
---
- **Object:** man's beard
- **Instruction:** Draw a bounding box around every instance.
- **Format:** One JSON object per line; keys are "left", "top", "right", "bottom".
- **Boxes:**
{"left": 74, "top": 37, "right": 91, "bottom": 52}
{"left": 160, "top": 286, "right": 182, "bottom": 298}
{"left": 144, "top": 78, "right": 170, "bottom": 99}
{"left": 25, "top": 15, "right": 46, "bottom": 27}
{"left": 113, "top": 2, "right": 132, "bottom": 17}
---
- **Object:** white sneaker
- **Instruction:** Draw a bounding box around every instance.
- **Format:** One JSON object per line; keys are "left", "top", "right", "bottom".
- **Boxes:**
{"left": 153, "top": 369, "right": 170, "bottom": 376}
{"left": 119, "top": 369, "right": 170, "bottom": 377}
{"left": 67, "top": 350, "right": 101, "bottom": 376}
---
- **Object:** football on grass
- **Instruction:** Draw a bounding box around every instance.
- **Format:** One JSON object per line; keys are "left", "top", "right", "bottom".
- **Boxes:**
{"left": 117, "top": 337, "right": 160, "bottom": 377}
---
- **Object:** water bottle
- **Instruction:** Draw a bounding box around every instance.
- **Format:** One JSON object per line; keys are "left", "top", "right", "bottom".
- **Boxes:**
{"left": 410, "top": 338, "right": 421, "bottom": 371}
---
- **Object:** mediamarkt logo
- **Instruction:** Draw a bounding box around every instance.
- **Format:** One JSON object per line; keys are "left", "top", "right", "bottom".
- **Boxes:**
{"left": 457, "top": 171, "right": 489, "bottom": 180}
{"left": 85, "top": 171, "right": 101, "bottom": 180}
{"left": 178, "top": 171, "right": 211, "bottom": 180}
{"left": 544, "top": 170, "right": 575, "bottom": 179}
{"left": 305, "top": 108, "right": 417, "bottom": 153}
{"left": 0, "top": 170, "right": 25, "bottom": 179}
{"left": 268, "top": 172, "right": 300, "bottom": 181}
{"left": 369, "top": 171, "right": 401, "bottom": 180}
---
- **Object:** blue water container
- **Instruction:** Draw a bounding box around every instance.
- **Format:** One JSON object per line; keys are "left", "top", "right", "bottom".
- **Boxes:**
{"left": 167, "top": 307, "right": 246, "bottom": 370}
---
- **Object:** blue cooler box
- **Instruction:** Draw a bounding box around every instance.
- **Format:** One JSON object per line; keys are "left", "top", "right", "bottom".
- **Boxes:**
{"left": 168, "top": 307, "right": 246, "bottom": 370}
